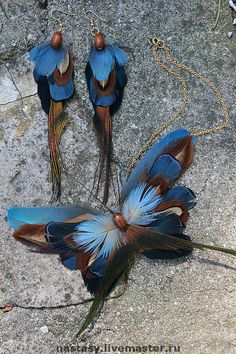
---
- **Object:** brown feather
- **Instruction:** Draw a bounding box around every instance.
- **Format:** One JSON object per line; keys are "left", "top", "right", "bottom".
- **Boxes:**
{"left": 127, "top": 224, "right": 236, "bottom": 257}
{"left": 92, "top": 106, "right": 113, "bottom": 204}
{"left": 53, "top": 52, "right": 73, "bottom": 86}
{"left": 13, "top": 224, "right": 48, "bottom": 248}
{"left": 155, "top": 200, "right": 189, "bottom": 224}
{"left": 166, "top": 136, "right": 194, "bottom": 170}
{"left": 146, "top": 176, "right": 170, "bottom": 195}
{"left": 93, "top": 68, "right": 116, "bottom": 97}
{"left": 63, "top": 213, "right": 94, "bottom": 224}
{"left": 48, "top": 100, "right": 69, "bottom": 200}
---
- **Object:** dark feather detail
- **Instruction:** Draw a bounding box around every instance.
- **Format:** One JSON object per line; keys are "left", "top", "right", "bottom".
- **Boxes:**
{"left": 81, "top": 257, "right": 107, "bottom": 295}
{"left": 35, "top": 74, "right": 51, "bottom": 114}
{"left": 129, "top": 225, "right": 236, "bottom": 257}
{"left": 143, "top": 234, "right": 192, "bottom": 259}
{"left": 82, "top": 270, "right": 101, "bottom": 295}
{"left": 48, "top": 100, "right": 69, "bottom": 201}
{"left": 76, "top": 245, "right": 134, "bottom": 336}
{"left": 110, "top": 65, "right": 127, "bottom": 116}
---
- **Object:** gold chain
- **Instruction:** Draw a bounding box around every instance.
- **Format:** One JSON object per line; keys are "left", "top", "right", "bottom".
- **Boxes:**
{"left": 127, "top": 38, "right": 229, "bottom": 173}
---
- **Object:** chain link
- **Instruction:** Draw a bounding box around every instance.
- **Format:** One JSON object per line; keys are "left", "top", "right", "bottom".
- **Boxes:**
{"left": 127, "top": 40, "right": 229, "bottom": 174}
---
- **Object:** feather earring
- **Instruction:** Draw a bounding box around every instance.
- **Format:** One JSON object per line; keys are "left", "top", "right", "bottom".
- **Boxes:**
{"left": 84, "top": 11, "right": 128, "bottom": 205}
{"left": 29, "top": 9, "right": 75, "bottom": 201}
{"left": 7, "top": 130, "right": 236, "bottom": 336}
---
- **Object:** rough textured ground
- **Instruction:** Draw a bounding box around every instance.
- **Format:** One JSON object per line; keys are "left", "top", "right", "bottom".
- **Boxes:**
{"left": 0, "top": 1, "right": 236, "bottom": 353}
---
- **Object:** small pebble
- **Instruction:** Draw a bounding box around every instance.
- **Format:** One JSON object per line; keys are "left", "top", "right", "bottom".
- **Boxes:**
{"left": 40, "top": 325, "right": 49, "bottom": 333}
{"left": 227, "top": 31, "right": 233, "bottom": 38}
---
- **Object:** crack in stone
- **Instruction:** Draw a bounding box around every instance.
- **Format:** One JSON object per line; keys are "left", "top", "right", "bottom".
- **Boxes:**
{"left": 0, "top": 298, "right": 93, "bottom": 311}
{"left": 0, "top": 92, "right": 37, "bottom": 107}
{"left": 5, "top": 64, "right": 23, "bottom": 100}
{"left": 0, "top": 291, "right": 127, "bottom": 312}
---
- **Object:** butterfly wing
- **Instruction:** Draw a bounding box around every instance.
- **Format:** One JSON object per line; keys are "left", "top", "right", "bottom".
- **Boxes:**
{"left": 76, "top": 244, "right": 134, "bottom": 336}
{"left": 8, "top": 206, "right": 98, "bottom": 229}
{"left": 127, "top": 225, "right": 236, "bottom": 257}
{"left": 121, "top": 129, "right": 195, "bottom": 202}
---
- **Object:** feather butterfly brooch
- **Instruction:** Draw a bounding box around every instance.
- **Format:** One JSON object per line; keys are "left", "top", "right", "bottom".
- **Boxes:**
{"left": 7, "top": 129, "right": 236, "bottom": 336}
{"left": 29, "top": 31, "right": 74, "bottom": 200}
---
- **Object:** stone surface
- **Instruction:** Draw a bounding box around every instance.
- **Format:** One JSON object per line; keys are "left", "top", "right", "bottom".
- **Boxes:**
{"left": 0, "top": 1, "right": 236, "bottom": 354}
{"left": 0, "top": 65, "right": 20, "bottom": 104}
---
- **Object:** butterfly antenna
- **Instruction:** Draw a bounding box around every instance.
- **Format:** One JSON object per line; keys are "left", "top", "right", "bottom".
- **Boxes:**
{"left": 76, "top": 179, "right": 115, "bottom": 214}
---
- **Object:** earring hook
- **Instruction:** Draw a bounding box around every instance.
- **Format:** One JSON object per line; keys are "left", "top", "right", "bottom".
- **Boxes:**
{"left": 50, "top": 8, "right": 76, "bottom": 32}
{"left": 84, "top": 10, "right": 107, "bottom": 36}
{"left": 84, "top": 10, "right": 107, "bottom": 23}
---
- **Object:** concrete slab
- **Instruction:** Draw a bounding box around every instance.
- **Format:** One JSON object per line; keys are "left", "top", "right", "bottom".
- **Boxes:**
{"left": 0, "top": 1, "right": 235, "bottom": 353}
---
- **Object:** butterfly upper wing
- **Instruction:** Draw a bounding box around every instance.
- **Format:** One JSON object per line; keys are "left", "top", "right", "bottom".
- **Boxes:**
{"left": 8, "top": 206, "right": 120, "bottom": 297}
{"left": 121, "top": 129, "right": 195, "bottom": 202}
{"left": 8, "top": 206, "right": 98, "bottom": 229}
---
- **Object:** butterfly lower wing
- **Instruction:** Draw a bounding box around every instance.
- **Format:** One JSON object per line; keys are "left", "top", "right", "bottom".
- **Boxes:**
{"left": 76, "top": 244, "right": 134, "bottom": 336}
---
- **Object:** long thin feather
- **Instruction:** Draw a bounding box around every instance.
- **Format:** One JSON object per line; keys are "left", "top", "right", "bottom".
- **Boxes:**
{"left": 92, "top": 106, "right": 113, "bottom": 205}
{"left": 48, "top": 100, "right": 69, "bottom": 201}
{"left": 130, "top": 225, "right": 236, "bottom": 257}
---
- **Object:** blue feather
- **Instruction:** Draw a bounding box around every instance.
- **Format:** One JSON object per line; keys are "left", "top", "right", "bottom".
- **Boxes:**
{"left": 149, "top": 154, "right": 181, "bottom": 181}
{"left": 90, "top": 257, "right": 107, "bottom": 277}
{"left": 49, "top": 79, "right": 74, "bottom": 101}
{"left": 113, "top": 46, "right": 128, "bottom": 66}
{"left": 162, "top": 186, "right": 196, "bottom": 210}
{"left": 149, "top": 213, "right": 184, "bottom": 235}
{"left": 8, "top": 207, "right": 97, "bottom": 230}
{"left": 89, "top": 46, "right": 115, "bottom": 80}
{"left": 62, "top": 256, "right": 78, "bottom": 270}
{"left": 29, "top": 41, "right": 67, "bottom": 76}
{"left": 122, "top": 183, "right": 161, "bottom": 225}
{"left": 121, "top": 129, "right": 195, "bottom": 202}
{"left": 73, "top": 214, "right": 121, "bottom": 259}
{"left": 116, "top": 65, "right": 127, "bottom": 88}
